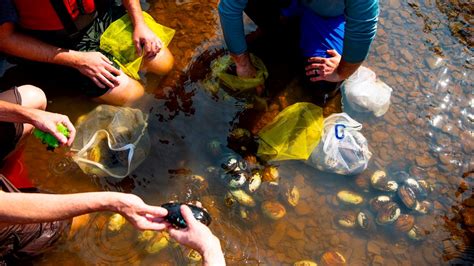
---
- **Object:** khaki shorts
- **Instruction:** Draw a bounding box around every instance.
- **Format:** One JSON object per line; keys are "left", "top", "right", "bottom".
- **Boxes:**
{"left": 0, "top": 175, "right": 71, "bottom": 264}
{"left": 0, "top": 87, "right": 23, "bottom": 165}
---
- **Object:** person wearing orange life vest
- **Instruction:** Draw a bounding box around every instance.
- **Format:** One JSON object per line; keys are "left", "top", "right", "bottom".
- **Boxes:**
{"left": 0, "top": 0, "right": 174, "bottom": 106}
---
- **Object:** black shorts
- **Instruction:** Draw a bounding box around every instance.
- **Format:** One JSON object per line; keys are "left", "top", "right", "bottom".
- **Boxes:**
{"left": 0, "top": 87, "right": 23, "bottom": 164}
{"left": 0, "top": 4, "right": 124, "bottom": 98}
{"left": 0, "top": 175, "right": 71, "bottom": 264}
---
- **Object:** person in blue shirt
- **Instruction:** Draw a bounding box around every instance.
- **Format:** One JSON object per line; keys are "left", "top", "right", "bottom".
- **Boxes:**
{"left": 218, "top": 0, "right": 379, "bottom": 101}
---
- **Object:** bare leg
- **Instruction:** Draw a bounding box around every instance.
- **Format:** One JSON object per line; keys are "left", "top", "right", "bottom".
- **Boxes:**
{"left": 95, "top": 71, "right": 145, "bottom": 106}
{"left": 14, "top": 85, "right": 47, "bottom": 138}
{"left": 140, "top": 46, "right": 174, "bottom": 75}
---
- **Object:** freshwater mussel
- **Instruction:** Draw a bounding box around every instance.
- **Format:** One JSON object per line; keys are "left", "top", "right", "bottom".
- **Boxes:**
{"left": 369, "top": 195, "right": 391, "bottom": 212}
{"left": 161, "top": 202, "right": 211, "bottom": 229}
{"left": 394, "top": 214, "right": 415, "bottom": 233}
{"left": 370, "top": 170, "right": 398, "bottom": 192}
{"left": 376, "top": 201, "right": 401, "bottom": 225}
{"left": 337, "top": 190, "right": 364, "bottom": 205}
{"left": 398, "top": 184, "right": 418, "bottom": 209}
{"left": 357, "top": 209, "right": 376, "bottom": 232}
{"left": 261, "top": 201, "right": 286, "bottom": 220}
{"left": 336, "top": 211, "right": 357, "bottom": 228}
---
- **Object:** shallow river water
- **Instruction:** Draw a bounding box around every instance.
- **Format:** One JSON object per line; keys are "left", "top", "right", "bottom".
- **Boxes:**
{"left": 14, "top": 0, "right": 473, "bottom": 265}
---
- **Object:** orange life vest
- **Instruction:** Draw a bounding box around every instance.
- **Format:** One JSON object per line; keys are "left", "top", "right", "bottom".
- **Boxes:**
{"left": 14, "top": 0, "right": 96, "bottom": 31}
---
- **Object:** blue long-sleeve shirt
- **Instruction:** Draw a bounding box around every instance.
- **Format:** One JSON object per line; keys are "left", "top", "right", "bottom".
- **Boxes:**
{"left": 218, "top": 0, "right": 379, "bottom": 63}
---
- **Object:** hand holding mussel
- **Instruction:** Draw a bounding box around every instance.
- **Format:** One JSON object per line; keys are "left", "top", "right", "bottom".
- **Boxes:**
{"left": 161, "top": 202, "right": 211, "bottom": 229}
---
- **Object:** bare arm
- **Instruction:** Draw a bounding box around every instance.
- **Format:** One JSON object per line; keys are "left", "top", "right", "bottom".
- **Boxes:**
{"left": 122, "top": 0, "right": 162, "bottom": 58}
{"left": 0, "top": 23, "right": 120, "bottom": 88}
{"left": 0, "top": 99, "right": 76, "bottom": 145}
{"left": 0, "top": 191, "right": 168, "bottom": 230}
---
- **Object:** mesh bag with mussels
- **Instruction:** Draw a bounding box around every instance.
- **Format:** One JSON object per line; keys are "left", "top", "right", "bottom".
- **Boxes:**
{"left": 307, "top": 113, "right": 372, "bottom": 175}
{"left": 71, "top": 105, "right": 150, "bottom": 178}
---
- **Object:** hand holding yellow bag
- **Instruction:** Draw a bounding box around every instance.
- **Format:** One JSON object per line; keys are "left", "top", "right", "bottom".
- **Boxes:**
{"left": 100, "top": 12, "right": 175, "bottom": 80}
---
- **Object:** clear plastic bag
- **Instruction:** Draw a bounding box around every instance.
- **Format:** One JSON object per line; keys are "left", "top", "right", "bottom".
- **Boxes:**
{"left": 307, "top": 113, "right": 372, "bottom": 175}
{"left": 342, "top": 66, "right": 392, "bottom": 117}
{"left": 71, "top": 105, "right": 150, "bottom": 178}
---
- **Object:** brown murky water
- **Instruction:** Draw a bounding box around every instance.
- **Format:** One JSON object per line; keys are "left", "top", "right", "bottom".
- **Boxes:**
{"left": 13, "top": 0, "right": 473, "bottom": 265}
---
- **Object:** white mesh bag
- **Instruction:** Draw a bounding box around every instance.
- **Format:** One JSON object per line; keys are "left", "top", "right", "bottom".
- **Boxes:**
{"left": 71, "top": 105, "right": 150, "bottom": 178}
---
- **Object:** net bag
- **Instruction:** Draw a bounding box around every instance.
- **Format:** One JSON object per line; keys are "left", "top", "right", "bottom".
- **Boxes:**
{"left": 307, "top": 113, "right": 372, "bottom": 175}
{"left": 71, "top": 105, "right": 150, "bottom": 178}
{"left": 100, "top": 12, "right": 175, "bottom": 80}
{"left": 209, "top": 53, "right": 268, "bottom": 91}
{"left": 257, "top": 102, "right": 324, "bottom": 161}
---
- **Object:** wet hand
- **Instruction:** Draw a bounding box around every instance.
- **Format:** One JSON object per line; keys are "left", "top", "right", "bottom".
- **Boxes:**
{"left": 168, "top": 205, "right": 222, "bottom": 258}
{"left": 231, "top": 53, "right": 265, "bottom": 96}
{"left": 76, "top": 51, "right": 121, "bottom": 89}
{"left": 306, "top": 50, "right": 343, "bottom": 82}
{"left": 31, "top": 109, "right": 76, "bottom": 146}
{"left": 133, "top": 24, "right": 163, "bottom": 59}
{"left": 115, "top": 193, "right": 168, "bottom": 231}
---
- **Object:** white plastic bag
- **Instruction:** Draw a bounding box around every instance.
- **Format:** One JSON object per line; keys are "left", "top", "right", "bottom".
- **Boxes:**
{"left": 307, "top": 113, "right": 372, "bottom": 175}
{"left": 71, "top": 105, "right": 150, "bottom": 178}
{"left": 342, "top": 66, "right": 392, "bottom": 117}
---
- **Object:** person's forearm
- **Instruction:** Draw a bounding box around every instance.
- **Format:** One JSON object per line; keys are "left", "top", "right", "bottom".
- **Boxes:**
{"left": 0, "top": 100, "right": 38, "bottom": 124}
{"left": 218, "top": 0, "right": 248, "bottom": 55}
{"left": 0, "top": 24, "right": 81, "bottom": 68}
{"left": 0, "top": 191, "right": 123, "bottom": 224}
{"left": 201, "top": 237, "right": 225, "bottom": 266}
{"left": 336, "top": 59, "right": 362, "bottom": 80}
{"left": 122, "top": 0, "right": 145, "bottom": 27}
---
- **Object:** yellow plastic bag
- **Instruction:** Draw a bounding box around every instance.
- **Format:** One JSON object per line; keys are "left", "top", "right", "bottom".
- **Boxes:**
{"left": 100, "top": 12, "right": 175, "bottom": 80}
{"left": 210, "top": 54, "right": 268, "bottom": 91}
{"left": 257, "top": 102, "right": 324, "bottom": 161}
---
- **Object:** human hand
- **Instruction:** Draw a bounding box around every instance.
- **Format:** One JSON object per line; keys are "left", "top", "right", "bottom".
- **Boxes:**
{"left": 231, "top": 53, "right": 264, "bottom": 96}
{"left": 29, "top": 109, "right": 76, "bottom": 146}
{"left": 306, "top": 49, "right": 343, "bottom": 82}
{"left": 114, "top": 193, "right": 169, "bottom": 231}
{"left": 75, "top": 51, "right": 121, "bottom": 89}
{"left": 168, "top": 205, "right": 225, "bottom": 265}
{"left": 133, "top": 23, "right": 163, "bottom": 59}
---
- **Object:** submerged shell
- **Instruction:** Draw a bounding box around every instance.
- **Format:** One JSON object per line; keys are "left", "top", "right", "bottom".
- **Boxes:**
{"left": 294, "top": 260, "right": 318, "bottom": 266}
{"left": 371, "top": 170, "right": 398, "bottom": 192}
{"left": 404, "top": 178, "right": 427, "bottom": 198}
{"left": 248, "top": 172, "right": 262, "bottom": 192}
{"left": 414, "top": 200, "right": 432, "bottom": 214}
{"left": 337, "top": 190, "right": 364, "bottom": 205}
{"left": 262, "top": 166, "right": 280, "bottom": 182}
{"left": 321, "top": 251, "right": 346, "bottom": 265}
{"left": 228, "top": 172, "right": 247, "bottom": 188}
{"left": 229, "top": 128, "right": 251, "bottom": 141}
{"left": 221, "top": 155, "right": 239, "bottom": 172}
{"left": 394, "top": 214, "right": 415, "bottom": 233}
{"left": 189, "top": 174, "right": 208, "bottom": 192}
{"left": 285, "top": 185, "right": 300, "bottom": 207}
{"left": 369, "top": 195, "right": 392, "bottom": 212}
{"left": 261, "top": 201, "right": 286, "bottom": 220}
{"left": 187, "top": 249, "right": 202, "bottom": 262}
{"left": 392, "top": 171, "right": 410, "bottom": 183}
{"left": 229, "top": 189, "right": 256, "bottom": 207}
{"left": 336, "top": 212, "right": 357, "bottom": 228}
{"left": 145, "top": 232, "right": 170, "bottom": 254}
{"left": 407, "top": 225, "right": 425, "bottom": 241}
{"left": 357, "top": 210, "right": 376, "bottom": 232}
{"left": 417, "top": 180, "right": 432, "bottom": 195}
{"left": 376, "top": 202, "right": 401, "bottom": 225}
{"left": 398, "top": 184, "right": 417, "bottom": 209}
{"left": 107, "top": 213, "right": 126, "bottom": 232}
{"left": 138, "top": 230, "right": 156, "bottom": 242}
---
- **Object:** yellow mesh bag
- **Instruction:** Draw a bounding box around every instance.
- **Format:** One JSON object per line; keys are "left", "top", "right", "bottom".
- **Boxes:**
{"left": 210, "top": 54, "right": 268, "bottom": 91}
{"left": 100, "top": 12, "right": 175, "bottom": 80}
{"left": 257, "top": 102, "right": 324, "bottom": 161}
